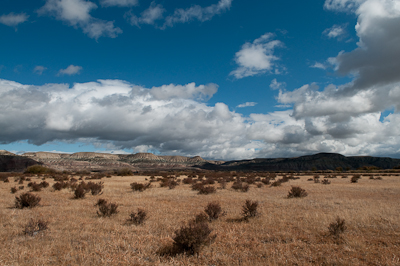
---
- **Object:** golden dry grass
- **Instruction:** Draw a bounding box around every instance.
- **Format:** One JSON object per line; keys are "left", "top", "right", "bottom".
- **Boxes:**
{"left": 1, "top": 173, "right": 400, "bottom": 265}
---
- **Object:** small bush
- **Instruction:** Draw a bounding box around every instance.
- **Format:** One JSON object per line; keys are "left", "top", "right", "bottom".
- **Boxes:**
{"left": 130, "top": 182, "right": 151, "bottom": 192}
{"left": 287, "top": 186, "right": 308, "bottom": 198}
{"left": 30, "top": 182, "right": 42, "bottom": 192}
{"left": 23, "top": 218, "right": 49, "bottom": 236}
{"left": 87, "top": 181, "right": 104, "bottom": 195}
{"left": 193, "top": 212, "right": 209, "bottom": 224}
{"left": 3, "top": 177, "right": 9, "bottom": 183}
{"left": 321, "top": 179, "right": 331, "bottom": 185}
{"left": 204, "top": 202, "right": 225, "bottom": 221}
{"left": 231, "top": 182, "right": 249, "bottom": 192}
{"left": 191, "top": 183, "right": 204, "bottom": 191}
{"left": 11, "top": 187, "right": 18, "bottom": 194}
{"left": 15, "top": 193, "right": 41, "bottom": 209}
{"left": 73, "top": 185, "right": 87, "bottom": 199}
{"left": 328, "top": 217, "right": 347, "bottom": 238}
{"left": 270, "top": 180, "right": 282, "bottom": 187}
{"left": 127, "top": 208, "right": 147, "bottom": 225}
{"left": 350, "top": 175, "right": 360, "bottom": 183}
{"left": 172, "top": 220, "right": 216, "bottom": 255}
{"left": 241, "top": 200, "right": 259, "bottom": 220}
{"left": 198, "top": 185, "right": 216, "bottom": 195}
{"left": 97, "top": 200, "right": 119, "bottom": 217}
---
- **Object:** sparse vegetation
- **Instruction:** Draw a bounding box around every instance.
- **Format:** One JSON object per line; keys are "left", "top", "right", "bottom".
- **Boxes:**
{"left": 23, "top": 218, "right": 49, "bottom": 236}
{"left": 328, "top": 217, "right": 347, "bottom": 238}
{"left": 130, "top": 182, "right": 151, "bottom": 192}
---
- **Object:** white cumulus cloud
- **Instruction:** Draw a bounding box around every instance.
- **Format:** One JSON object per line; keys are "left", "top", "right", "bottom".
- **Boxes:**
{"left": 230, "top": 33, "right": 284, "bottom": 79}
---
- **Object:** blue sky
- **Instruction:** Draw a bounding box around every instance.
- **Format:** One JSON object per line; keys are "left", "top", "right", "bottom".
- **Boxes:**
{"left": 1, "top": 0, "right": 400, "bottom": 159}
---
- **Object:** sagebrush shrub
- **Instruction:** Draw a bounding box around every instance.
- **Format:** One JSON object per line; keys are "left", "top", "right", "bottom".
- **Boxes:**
{"left": 127, "top": 208, "right": 147, "bottom": 225}
{"left": 328, "top": 217, "right": 347, "bottom": 237}
{"left": 73, "top": 185, "right": 87, "bottom": 199}
{"left": 96, "top": 200, "right": 119, "bottom": 217}
{"left": 11, "top": 187, "right": 18, "bottom": 194}
{"left": 351, "top": 175, "right": 360, "bottom": 183}
{"left": 270, "top": 180, "right": 282, "bottom": 187}
{"left": 241, "top": 200, "right": 259, "bottom": 220}
{"left": 15, "top": 192, "right": 41, "bottom": 209}
{"left": 321, "top": 179, "right": 331, "bottom": 185}
{"left": 130, "top": 182, "right": 151, "bottom": 192}
{"left": 193, "top": 212, "right": 209, "bottom": 224}
{"left": 204, "top": 202, "right": 225, "bottom": 221}
{"left": 23, "top": 218, "right": 49, "bottom": 236}
{"left": 287, "top": 186, "right": 308, "bottom": 198}
{"left": 116, "top": 168, "right": 133, "bottom": 176}
{"left": 172, "top": 220, "right": 216, "bottom": 255}
{"left": 198, "top": 185, "right": 216, "bottom": 195}
{"left": 87, "top": 181, "right": 104, "bottom": 195}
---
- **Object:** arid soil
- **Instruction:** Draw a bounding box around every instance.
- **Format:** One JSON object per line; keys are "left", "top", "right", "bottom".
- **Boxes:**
{"left": 0, "top": 171, "right": 399, "bottom": 265}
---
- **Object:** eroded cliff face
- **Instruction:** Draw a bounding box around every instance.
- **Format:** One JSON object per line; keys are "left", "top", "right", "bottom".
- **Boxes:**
{"left": 0, "top": 155, "right": 41, "bottom": 172}
{"left": 19, "top": 152, "right": 217, "bottom": 171}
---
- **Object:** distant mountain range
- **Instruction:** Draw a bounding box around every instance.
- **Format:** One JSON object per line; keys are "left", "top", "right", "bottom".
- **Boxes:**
{"left": 1, "top": 150, "right": 400, "bottom": 172}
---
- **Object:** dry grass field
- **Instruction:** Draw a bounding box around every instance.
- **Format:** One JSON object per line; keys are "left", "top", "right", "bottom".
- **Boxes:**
{"left": 0, "top": 170, "right": 400, "bottom": 265}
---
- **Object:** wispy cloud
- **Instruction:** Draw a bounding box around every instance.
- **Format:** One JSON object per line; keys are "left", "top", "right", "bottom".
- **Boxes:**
{"left": 100, "top": 0, "right": 138, "bottom": 7}
{"left": 38, "top": 0, "right": 122, "bottom": 39}
{"left": 230, "top": 33, "right": 284, "bottom": 79}
{"left": 58, "top": 65, "right": 82, "bottom": 76}
{"left": 0, "top": 12, "right": 29, "bottom": 27}
{"left": 270, "top": 79, "right": 286, "bottom": 90}
{"left": 237, "top": 102, "right": 257, "bottom": 108}
{"left": 323, "top": 24, "right": 347, "bottom": 40}
{"left": 33, "top": 66, "right": 47, "bottom": 75}
{"left": 310, "top": 62, "right": 327, "bottom": 70}
{"left": 127, "top": 1, "right": 165, "bottom": 27}
{"left": 162, "top": 0, "right": 232, "bottom": 29}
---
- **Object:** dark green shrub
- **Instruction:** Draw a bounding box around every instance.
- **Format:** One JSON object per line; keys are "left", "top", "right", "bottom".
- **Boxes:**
{"left": 24, "top": 165, "right": 55, "bottom": 175}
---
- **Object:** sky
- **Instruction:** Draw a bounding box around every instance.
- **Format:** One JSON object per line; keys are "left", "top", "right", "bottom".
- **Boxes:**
{"left": 1, "top": 0, "right": 400, "bottom": 159}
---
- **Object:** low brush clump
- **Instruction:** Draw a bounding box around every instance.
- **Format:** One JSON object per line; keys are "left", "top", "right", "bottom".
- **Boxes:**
{"left": 130, "top": 182, "right": 151, "bottom": 192}
{"left": 241, "top": 200, "right": 259, "bottom": 220}
{"left": 287, "top": 186, "right": 308, "bottom": 198}
{"left": 170, "top": 220, "right": 216, "bottom": 256}
{"left": 127, "top": 208, "right": 147, "bottom": 225}
{"left": 96, "top": 199, "right": 119, "bottom": 217}
{"left": 15, "top": 192, "right": 41, "bottom": 209}
{"left": 328, "top": 217, "right": 347, "bottom": 239}
{"left": 204, "top": 202, "right": 225, "bottom": 221}
{"left": 23, "top": 218, "right": 49, "bottom": 236}
{"left": 24, "top": 165, "right": 55, "bottom": 175}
